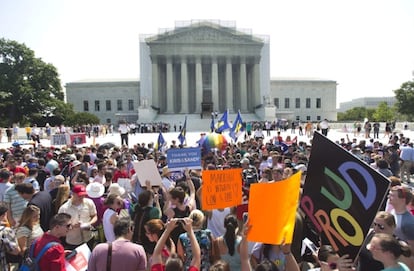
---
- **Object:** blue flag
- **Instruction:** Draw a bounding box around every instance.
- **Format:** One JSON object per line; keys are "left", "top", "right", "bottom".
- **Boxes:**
{"left": 230, "top": 110, "right": 244, "bottom": 141}
{"left": 155, "top": 131, "right": 165, "bottom": 151}
{"left": 215, "top": 110, "right": 231, "bottom": 133}
{"left": 210, "top": 115, "right": 215, "bottom": 132}
{"left": 178, "top": 117, "right": 187, "bottom": 145}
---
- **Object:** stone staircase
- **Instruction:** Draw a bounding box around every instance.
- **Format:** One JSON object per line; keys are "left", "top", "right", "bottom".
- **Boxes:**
{"left": 154, "top": 113, "right": 262, "bottom": 132}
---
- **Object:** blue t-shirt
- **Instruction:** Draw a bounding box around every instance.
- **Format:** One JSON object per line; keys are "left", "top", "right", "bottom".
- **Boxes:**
{"left": 382, "top": 262, "right": 410, "bottom": 271}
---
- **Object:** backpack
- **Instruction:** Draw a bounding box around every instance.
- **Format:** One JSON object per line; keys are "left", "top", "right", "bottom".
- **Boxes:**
{"left": 19, "top": 239, "right": 59, "bottom": 271}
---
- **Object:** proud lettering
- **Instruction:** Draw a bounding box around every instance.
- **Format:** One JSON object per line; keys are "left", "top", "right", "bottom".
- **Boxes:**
{"left": 301, "top": 161, "right": 376, "bottom": 251}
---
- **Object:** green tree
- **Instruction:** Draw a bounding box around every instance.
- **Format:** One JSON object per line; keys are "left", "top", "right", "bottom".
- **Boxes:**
{"left": 394, "top": 81, "right": 414, "bottom": 120}
{"left": 372, "top": 101, "right": 395, "bottom": 121}
{"left": 64, "top": 112, "right": 100, "bottom": 127}
{"left": 0, "top": 38, "right": 65, "bottom": 126}
{"left": 337, "top": 107, "right": 375, "bottom": 121}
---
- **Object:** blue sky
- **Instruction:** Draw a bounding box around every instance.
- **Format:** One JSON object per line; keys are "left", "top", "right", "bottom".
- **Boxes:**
{"left": 1, "top": 0, "right": 413, "bottom": 107}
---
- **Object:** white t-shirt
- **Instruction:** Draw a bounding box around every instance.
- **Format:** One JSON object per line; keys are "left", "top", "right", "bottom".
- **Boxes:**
{"left": 207, "top": 208, "right": 231, "bottom": 238}
{"left": 103, "top": 208, "right": 117, "bottom": 242}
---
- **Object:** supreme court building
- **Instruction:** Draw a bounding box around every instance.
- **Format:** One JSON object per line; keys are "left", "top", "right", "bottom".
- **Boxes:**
{"left": 66, "top": 20, "right": 337, "bottom": 125}
{"left": 139, "top": 20, "right": 269, "bottom": 116}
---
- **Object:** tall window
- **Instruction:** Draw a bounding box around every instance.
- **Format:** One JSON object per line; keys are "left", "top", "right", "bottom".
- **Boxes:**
{"left": 317, "top": 116, "right": 321, "bottom": 121}
{"left": 106, "top": 100, "right": 111, "bottom": 111}
{"left": 296, "top": 116, "right": 300, "bottom": 121}
{"left": 295, "top": 98, "right": 300, "bottom": 108}
{"left": 128, "top": 99, "right": 134, "bottom": 111}
{"left": 83, "top": 101, "right": 89, "bottom": 112}
{"left": 316, "top": 98, "right": 321, "bottom": 108}
{"left": 306, "top": 98, "right": 311, "bottom": 108}
{"left": 117, "top": 99, "right": 123, "bottom": 111}
{"left": 274, "top": 98, "right": 279, "bottom": 108}
{"left": 306, "top": 116, "right": 311, "bottom": 121}
{"left": 94, "top": 100, "right": 100, "bottom": 111}
{"left": 284, "top": 98, "right": 290, "bottom": 109}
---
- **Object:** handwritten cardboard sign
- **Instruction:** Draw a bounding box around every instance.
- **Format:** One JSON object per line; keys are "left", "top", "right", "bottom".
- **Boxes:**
{"left": 201, "top": 168, "right": 242, "bottom": 210}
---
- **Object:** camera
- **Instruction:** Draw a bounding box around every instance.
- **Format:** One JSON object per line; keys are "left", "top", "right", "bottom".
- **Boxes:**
{"left": 242, "top": 168, "right": 258, "bottom": 187}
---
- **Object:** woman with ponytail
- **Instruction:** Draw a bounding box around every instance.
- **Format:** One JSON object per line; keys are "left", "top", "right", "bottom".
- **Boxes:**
{"left": 216, "top": 214, "right": 241, "bottom": 270}
{"left": 367, "top": 233, "right": 411, "bottom": 271}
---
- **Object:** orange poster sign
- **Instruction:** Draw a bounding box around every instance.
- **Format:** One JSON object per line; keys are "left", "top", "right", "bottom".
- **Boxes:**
{"left": 247, "top": 171, "right": 301, "bottom": 244}
{"left": 201, "top": 168, "right": 243, "bottom": 210}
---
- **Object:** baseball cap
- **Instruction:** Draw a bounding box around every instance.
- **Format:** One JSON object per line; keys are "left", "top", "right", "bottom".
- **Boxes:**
{"left": 72, "top": 185, "right": 87, "bottom": 196}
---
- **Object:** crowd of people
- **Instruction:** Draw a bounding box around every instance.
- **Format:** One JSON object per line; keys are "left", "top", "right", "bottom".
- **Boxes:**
{"left": 1, "top": 125, "right": 414, "bottom": 271}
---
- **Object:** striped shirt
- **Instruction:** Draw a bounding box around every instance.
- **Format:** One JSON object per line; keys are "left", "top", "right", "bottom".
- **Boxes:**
{"left": 3, "top": 185, "right": 28, "bottom": 224}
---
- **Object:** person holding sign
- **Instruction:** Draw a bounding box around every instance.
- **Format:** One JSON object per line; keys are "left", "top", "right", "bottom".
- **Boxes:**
{"left": 250, "top": 241, "right": 300, "bottom": 271}
{"left": 306, "top": 245, "right": 339, "bottom": 271}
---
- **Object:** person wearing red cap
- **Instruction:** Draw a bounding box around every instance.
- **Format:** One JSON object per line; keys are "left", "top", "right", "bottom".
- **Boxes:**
{"left": 6, "top": 157, "right": 27, "bottom": 176}
{"left": 58, "top": 184, "right": 97, "bottom": 250}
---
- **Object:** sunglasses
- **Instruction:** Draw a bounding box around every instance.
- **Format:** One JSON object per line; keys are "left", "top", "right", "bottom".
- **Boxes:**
{"left": 321, "top": 262, "right": 337, "bottom": 270}
{"left": 328, "top": 263, "right": 337, "bottom": 270}
{"left": 373, "top": 222, "right": 385, "bottom": 230}
{"left": 61, "top": 224, "right": 72, "bottom": 229}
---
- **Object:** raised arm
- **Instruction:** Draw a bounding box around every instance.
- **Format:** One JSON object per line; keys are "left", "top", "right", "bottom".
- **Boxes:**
{"left": 185, "top": 170, "right": 196, "bottom": 211}
{"left": 182, "top": 217, "right": 201, "bottom": 269}
{"left": 152, "top": 219, "right": 178, "bottom": 265}
{"left": 240, "top": 221, "right": 252, "bottom": 271}
{"left": 281, "top": 243, "right": 300, "bottom": 271}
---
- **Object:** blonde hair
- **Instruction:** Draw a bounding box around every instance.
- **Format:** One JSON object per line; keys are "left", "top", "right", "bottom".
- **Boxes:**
{"left": 19, "top": 205, "right": 40, "bottom": 230}
{"left": 189, "top": 209, "right": 205, "bottom": 229}
{"left": 54, "top": 184, "right": 71, "bottom": 213}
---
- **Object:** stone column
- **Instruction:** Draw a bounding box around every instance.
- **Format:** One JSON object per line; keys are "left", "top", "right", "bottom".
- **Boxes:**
{"left": 253, "top": 63, "right": 260, "bottom": 109}
{"left": 226, "top": 57, "right": 233, "bottom": 112}
{"left": 151, "top": 57, "right": 159, "bottom": 108}
{"left": 195, "top": 57, "right": 202, "bottom": 113}
{"left": 166, "top": 57, "right": 174, "bottom": 113}
{"left": 180, "top": 56, "right": 188, "bottom": 113}
{"left": 240, "top": 57, "right": 247, "bottom": 112}
{"left": 212, "top": 57, "right": 219, "bottom": 111}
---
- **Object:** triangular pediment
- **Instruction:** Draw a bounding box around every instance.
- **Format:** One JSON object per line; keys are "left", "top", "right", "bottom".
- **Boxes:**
{"left": 146, "top": 21, "right": 264, "bottom": 45}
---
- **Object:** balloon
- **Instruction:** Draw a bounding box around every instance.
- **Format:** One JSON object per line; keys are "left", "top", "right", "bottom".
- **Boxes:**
{"left": 199, "top": 133, "right": 228, "bottom": 155}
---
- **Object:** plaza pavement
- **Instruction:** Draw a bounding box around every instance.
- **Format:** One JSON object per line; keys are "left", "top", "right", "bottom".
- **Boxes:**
{"left": 2, "top": 127, "right": 414, "bottom": 151}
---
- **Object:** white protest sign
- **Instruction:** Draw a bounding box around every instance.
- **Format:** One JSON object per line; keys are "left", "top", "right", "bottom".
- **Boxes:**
{"left": 133, "top": 160, "right": 162, "bottom": 186}
{"left": 65, "top": 243, "right": 91, "bottom": 271}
